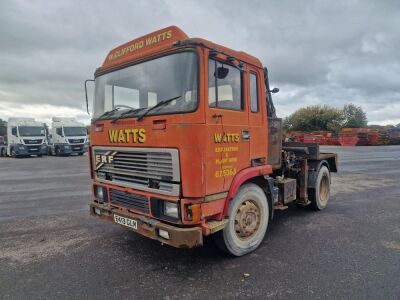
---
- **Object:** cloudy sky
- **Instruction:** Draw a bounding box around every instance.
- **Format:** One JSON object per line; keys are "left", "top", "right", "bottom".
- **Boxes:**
{"left": 0, "top": 0, "right": 399, "bottom": 125}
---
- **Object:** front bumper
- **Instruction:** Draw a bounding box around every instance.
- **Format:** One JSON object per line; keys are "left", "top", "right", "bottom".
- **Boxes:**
{"left": 90, "top": 202, "right": 203, "bottom": 248}
{"left": 58, "top": 144, "right": 88, "bottom": 154}
{"left": 15, "top": 144, "right": 47, "bottom": 156}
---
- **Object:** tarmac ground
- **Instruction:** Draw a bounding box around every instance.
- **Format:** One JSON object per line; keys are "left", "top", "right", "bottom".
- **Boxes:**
{"left": 0, "top": 146, "right": 399, "bottom": 299}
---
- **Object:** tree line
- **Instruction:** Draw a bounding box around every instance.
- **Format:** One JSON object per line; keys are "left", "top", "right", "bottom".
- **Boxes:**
{"left": 283, "top": 104, "right": 369, "bottom": 132}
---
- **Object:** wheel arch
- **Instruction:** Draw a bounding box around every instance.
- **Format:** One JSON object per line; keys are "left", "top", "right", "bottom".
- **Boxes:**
{"left": 223, "top": 165, "right": 273, "bottom": 217}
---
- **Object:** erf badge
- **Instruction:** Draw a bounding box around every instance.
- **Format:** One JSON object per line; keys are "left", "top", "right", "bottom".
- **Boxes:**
{"left": 95, "top": 151, "right": 117, "bottom": 170}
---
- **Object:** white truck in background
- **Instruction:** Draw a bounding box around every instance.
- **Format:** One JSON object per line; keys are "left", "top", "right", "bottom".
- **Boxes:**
{"left": 0, "top": 136, "right": 5, "bottom": 157}
{"left": 49, "top": 117, "right": 88, "bottom": 156}
{"left": 5, "top": 118, "right": 48, "bottom": 157}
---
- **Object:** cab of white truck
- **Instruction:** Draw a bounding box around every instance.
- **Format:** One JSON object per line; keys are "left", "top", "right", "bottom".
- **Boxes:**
{"left": 49, "top": 117, "right": 88, "bottom": 156}
{"left": 7, "top": 118, "right": 48, "bottom": 157}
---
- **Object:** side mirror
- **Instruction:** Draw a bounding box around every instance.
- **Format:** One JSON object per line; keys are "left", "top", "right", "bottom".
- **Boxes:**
{"left": 270, "top": 87, "right": 279, "bottom": 94}
{"left": 216, "top": 66, "right": 229, "bottom": 79}
{"left": 85, "top": 79, "right": 95, "bottom": 115}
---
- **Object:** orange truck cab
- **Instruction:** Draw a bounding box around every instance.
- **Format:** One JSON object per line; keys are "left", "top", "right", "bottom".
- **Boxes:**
{"left": 87, "top": 26, "right": 337, "bottom": 256}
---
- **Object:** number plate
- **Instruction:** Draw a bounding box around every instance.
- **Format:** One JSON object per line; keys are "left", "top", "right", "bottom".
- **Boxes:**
{"left": 113, "top": 214, "right": 138, "bottom": 230}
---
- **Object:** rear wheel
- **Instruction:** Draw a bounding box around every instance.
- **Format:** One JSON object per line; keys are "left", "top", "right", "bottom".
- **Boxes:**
{"left": 214, "top": 183, "right": 269, "bottom": 256}
{"left": 309, "top": 165, "right": 330, "bottom": 210}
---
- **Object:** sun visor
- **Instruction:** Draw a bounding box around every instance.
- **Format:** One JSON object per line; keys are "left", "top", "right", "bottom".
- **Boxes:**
{"left": 101, "top": 26, "right": 188, "bottom": 70}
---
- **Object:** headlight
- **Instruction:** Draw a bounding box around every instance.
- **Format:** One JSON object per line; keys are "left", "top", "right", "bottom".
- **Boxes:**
{"left": 164, "top": 201, "right": 179, "bottom": 219}
{"left": 64, "top": 145, "right": 70, "bottom": 149}
{"left": 94, "top": 185, "right": 107, "bottom": 203}
{"left": 18, "top": 146, "right": 25, "bottom": 150}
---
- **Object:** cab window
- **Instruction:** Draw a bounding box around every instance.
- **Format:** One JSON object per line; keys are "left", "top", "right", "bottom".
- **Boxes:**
{"left": 249, "top": 73, "right": 259, "bottom": 112}
{"left": 56, "top": 128, "right": 63, "bottom": 136}
{"left": 208, "top": 59, "right": 242, "bottom": 110}
{"left": 11, "top": 127, "right": 17, "bottom": 136}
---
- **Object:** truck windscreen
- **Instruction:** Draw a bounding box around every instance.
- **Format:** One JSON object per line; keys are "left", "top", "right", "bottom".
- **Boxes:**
{"left": 18, "top": 126, "right": 45, "bottom": 137}
{"left": 93, "top": 51, "right": 198, "bottom": 119}
{"left": 63, "top": 127, "right": 87, "bottom": 136}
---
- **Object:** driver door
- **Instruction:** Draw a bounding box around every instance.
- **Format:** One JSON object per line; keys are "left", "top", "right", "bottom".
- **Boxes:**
{"left": 205, "top": 57, "right": 250, "bottom": 193}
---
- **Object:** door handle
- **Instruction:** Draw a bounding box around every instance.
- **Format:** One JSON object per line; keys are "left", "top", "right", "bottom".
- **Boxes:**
{"left": 242, "top": 130, "right": 250, "bottom": 141}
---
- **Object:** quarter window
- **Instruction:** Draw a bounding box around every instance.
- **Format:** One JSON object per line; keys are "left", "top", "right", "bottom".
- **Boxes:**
{"left": 250, "top": 73, "right": 259, "bottom": 112}
{"left": 208, "top": 59, "right": 242, "bottom": 110}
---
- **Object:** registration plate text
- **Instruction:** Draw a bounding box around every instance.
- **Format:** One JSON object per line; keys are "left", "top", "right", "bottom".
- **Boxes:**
{"left": 113, "top": 214, "right": 138, "bottom": 230}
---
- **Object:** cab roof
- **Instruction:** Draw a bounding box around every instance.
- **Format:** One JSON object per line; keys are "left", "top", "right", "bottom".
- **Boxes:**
{"left": 97, "top": 26, "right": 263, "bottom": 74}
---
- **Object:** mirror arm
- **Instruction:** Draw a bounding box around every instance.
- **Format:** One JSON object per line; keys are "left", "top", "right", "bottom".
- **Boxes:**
{"left": 85, "top": 79, "right": 95, "bottom": 115}
{"left": 263, "top": 67, "right": 277, "bottom": 118}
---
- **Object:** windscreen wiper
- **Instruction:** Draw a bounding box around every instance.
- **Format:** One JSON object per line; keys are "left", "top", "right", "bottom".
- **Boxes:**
{"left": 111, "top": 107, "right": 146, "bottom": 123}
{"left": 94, "top": 108, "right": 119, "bottom": 121}
{"left": 137, "top": 96, "right": 181, "bottom": 121}
{"left": 94, "top": 105, "right": 136, "bottom": 121}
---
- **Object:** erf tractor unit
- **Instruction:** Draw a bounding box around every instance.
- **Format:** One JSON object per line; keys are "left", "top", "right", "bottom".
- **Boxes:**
{"left": 5, "top": 118, "right": 48, "bottom": 158}
{"left": 88, "top": 27, "right": 337, "bottom": 256}
{"left": 49, "top": 117, "right": 88, "bottom": 156}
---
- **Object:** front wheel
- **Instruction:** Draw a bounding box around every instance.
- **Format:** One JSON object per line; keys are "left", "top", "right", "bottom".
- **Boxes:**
{"left": 11, "top": 148, "right": 17, "bottom": 158}
{"left": 214, "top": 183, "right": 269, "bottom": 256}
{"left": 309, "top": 165, "right": 331, "bottom": 210}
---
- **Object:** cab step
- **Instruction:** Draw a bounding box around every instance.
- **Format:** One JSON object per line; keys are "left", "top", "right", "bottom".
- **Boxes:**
{"left": 204, "top": 219, "right": 228, "bottom": 234}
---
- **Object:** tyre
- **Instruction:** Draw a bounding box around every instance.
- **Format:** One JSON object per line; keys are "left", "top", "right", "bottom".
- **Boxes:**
{"left": 55, "top": 147, "right": 60, "bottom": 156}
{"left": 309, "top": 165, "right": 330, "bottom": 210}
{"left": 11, "top": 148, "right": 17, "bottom": 158}
{"left": 38, "top": 154, "right": 42, "bottom": 157}
{"left": 214, "top": 183, "right": 269, "bottom": 256}
{"left": 78, "top": 152, "right": 84, "bottom": 156}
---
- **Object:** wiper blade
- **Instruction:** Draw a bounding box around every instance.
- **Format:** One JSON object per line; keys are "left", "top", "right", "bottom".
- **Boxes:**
{"left": 94, "top": 105, "right": 136, "bottom": 122}
{"left": 111, "top": 107, "right": 146, "bottom": 123}
{"left": 137, "top": 95, "right": 181, "bottom": 121}
{"left": 94, "top": 108, "right": 119, "bottom": 121}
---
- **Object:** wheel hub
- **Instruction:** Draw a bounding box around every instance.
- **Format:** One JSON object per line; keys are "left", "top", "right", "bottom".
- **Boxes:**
{"left": 234, "top": 200, "right": 261, "bottom": 239}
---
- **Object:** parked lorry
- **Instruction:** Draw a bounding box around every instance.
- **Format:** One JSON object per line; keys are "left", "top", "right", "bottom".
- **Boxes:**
{"left": 87, "top": 26, "right": 337, "bottom": 256}
{"left": 49, "top": 117, "right": 88, "bottom": 156}
{"left": 5, "top": 118, "right": 48, "bottom": 158}
{"left": 0, "top": 136, "right": 5, "bottom": 157}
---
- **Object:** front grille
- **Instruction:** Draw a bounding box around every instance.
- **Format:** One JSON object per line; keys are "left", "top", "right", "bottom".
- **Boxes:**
{"left": 68, "top": 138, "right": 85, "bottom": 144}
{"left": 71, "top": 145, "right": 83, "bottom": 151}
{"left": 24, "top": 139, "right": 42, "bottom": 144}
{"left": 110, "top": 189, "right": 149, "bottom": 213}
{"left": 93, "top": 147, "right": 180, "bottom": 196}
{"left": 27, "top": 145, "right": 41, "bottom": 152}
